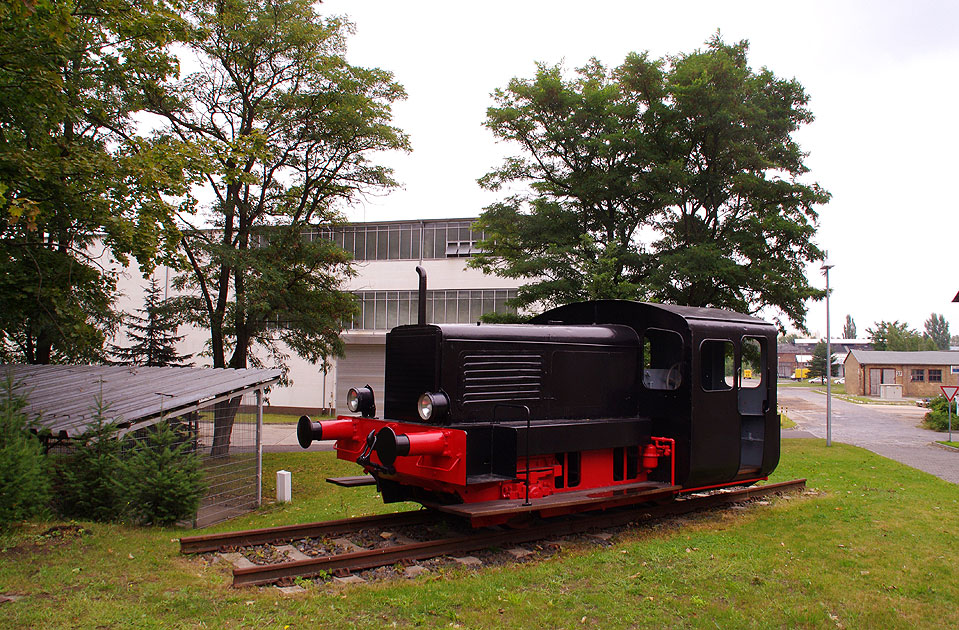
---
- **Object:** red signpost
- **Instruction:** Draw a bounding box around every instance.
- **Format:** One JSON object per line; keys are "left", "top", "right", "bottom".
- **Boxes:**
{"left": 941, "top": 386, "right": 959, "bottom": 442}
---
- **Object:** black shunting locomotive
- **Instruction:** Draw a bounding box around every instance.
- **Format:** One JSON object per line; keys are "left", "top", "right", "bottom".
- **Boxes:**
{"left": 299, "top": 267, "right": 779, "bottom": 526}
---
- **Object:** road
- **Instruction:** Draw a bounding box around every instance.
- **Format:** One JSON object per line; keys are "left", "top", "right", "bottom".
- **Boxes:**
{"left": 779, "top": 387, "right": 959, "bottom": 484}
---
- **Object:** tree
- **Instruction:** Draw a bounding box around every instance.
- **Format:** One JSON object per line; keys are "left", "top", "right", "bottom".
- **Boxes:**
{"left": 470, "top": 54, "right": 669, "bottom": 308}
{"left": 866, "top": 320, "right": 937, "bottom": 352}
{"left": 120, "top": 422, "right": 205, "bottom": 526}
{"left": 866, "top": 320, "right": 901, "bottom": 351}
{"left": 55, "top": 398, "right": 126, "bottom": 522}
{"left": 924, "top": 313, "right": 950, "bottom": 350}
{"left": 807, "top": 341, "right": 839, "bottom": 382}
{"left": 0, "top": 0, "right": 188, "bottom": 363}
{"left": 110, "top": 278, "right": 193, "bottom": 367}
{"left": 150, "top": 0, "right": 409, "bottom": 454}
{"left": 843, "top": 315, "right": 857, "bottom": 339}
{"left": 472, "top": 35, "right": 829, "bottom": 330}
{"left": 647, "top": 37, "right": 829, "bottom": 330}
{"left": 0, "top": 379, "right": 51, "bottom": 529}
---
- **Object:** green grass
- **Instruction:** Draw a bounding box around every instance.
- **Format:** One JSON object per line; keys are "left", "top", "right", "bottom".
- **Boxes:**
{"left": 779, "top": 412, "right": 797, "bottom": 429}
{"left": 2, "top": 442, "right": 958, "bottom": 629}
{"left": 935, "top": 441, "right": 959, "bottom": 449}
{"left": 197, "top": 410, "right": 332, "bottom": 425}
{"left": 260, "top": 411, "right": 333, "bottom": 425}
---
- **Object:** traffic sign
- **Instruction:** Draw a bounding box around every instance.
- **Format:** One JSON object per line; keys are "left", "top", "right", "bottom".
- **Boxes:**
{"left": 941, "top": 386, "right": 959, "bottom": 401}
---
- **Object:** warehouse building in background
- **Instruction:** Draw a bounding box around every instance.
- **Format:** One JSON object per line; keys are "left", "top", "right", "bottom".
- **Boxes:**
{"left": 844, "top": 350, "right": 959, "bottom": 399}
{"left": 299, "top": 217, "right": 520, "bottom": 415}
{"left": 119, "top": 218, "right": 521, "bottom": 415}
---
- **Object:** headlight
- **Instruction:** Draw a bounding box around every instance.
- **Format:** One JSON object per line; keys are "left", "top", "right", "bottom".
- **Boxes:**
{"left": 417, "top": 391, "right": 449, "bottom": 422}
{"left": 347, "top": 385, "right": 376, "bottom": 417}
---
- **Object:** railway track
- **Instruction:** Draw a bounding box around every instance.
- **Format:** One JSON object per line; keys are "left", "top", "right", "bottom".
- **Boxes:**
{"left": 180, "top": 478, "right": 807, "bottom": 587}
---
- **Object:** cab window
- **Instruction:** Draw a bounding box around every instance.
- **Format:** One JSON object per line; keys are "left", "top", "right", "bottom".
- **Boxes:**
{"left": 701, "top": 339, "right": 734, "bottom": 391}
{"left": 740, "top": 337, "right": 764, "bottom": 389}
{"left": 642, "top": 328, "right": 683, "bottom": 391}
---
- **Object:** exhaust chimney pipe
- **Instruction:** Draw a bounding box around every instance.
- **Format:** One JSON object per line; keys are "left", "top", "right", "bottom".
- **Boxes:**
{"left": 415, "top": 265, "right": 427, "bottom": 325}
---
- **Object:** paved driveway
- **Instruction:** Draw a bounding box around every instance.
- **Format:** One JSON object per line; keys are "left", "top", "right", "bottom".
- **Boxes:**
{"left": 779, "top": 387, "right": 958, "bottom": 484}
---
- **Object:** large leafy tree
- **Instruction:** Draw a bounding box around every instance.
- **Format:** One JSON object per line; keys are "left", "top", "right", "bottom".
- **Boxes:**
{"left": 866, "top": 320, "right": 937, "bottom": 352}
{"left": 471, "top": 54, "right": 669, "bottom": 307}
{"left": 0, "top": 0, "right": 187, "bottom": 363}
{"left": 924, "top": 313, "right": 950, "bottom": 351}
{"left": 150, "top": 0, "right": 409, "bottom": 453}
{"left": 473, "top": 35, "right": 829, "bottom": 330}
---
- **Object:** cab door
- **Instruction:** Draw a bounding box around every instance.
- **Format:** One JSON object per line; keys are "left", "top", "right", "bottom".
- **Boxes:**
{"left": 738, "top": 336, "right": 767, "bottom": 473}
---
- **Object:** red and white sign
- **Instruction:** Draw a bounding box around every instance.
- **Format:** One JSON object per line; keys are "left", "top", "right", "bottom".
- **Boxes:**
{"left": 941, "top": 386, "right": 959, "bottom": 401}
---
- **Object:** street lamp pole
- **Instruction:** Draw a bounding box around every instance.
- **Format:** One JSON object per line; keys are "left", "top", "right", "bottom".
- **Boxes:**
{"left": 822, "top": 255, "right": 834, "bottom": 447}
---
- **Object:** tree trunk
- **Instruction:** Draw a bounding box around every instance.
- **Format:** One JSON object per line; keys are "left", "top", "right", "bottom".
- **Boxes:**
{"left": 209, "top": 395, "right": 242, "bottom": 457}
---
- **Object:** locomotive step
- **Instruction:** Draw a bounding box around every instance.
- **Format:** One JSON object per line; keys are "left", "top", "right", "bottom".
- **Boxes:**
{"left": 425, "top": 481, "right": 680, "bottom": 522}
{"left": 326, "top": 475, "right": 377, "bottom": 487}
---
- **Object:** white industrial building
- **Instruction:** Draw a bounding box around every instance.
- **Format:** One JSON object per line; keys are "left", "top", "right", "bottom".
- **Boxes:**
{"left": 116, "top": 217, "right": 521, "bottom": 414}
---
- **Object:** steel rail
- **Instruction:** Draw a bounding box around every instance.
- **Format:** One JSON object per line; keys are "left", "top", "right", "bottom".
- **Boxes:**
{"left": 179, "top": 509, "right": 435, "bottom": 554}
{"left": 226, "top": 478, "right": 806, "bottom": 587}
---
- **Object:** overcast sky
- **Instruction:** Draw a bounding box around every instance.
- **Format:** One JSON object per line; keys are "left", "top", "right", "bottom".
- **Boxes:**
{"left": 320, "top": 0, "right": 959, "bottom": 337}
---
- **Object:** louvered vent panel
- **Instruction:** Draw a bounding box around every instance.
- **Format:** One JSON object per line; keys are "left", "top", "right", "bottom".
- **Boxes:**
{"left": 461, "top": 354, "right": 544, "bottom": 404}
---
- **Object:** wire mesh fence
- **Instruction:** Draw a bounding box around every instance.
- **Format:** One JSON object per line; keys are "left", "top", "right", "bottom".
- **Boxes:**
{"left": 189, "top": 391, "right": 260, "bottom": 527}
{"left": 41, "top": 390, "right": 262, "bottom": 528}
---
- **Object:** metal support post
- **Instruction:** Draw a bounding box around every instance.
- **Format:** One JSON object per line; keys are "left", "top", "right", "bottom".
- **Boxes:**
{"left": 823, "top": 257, "right": 834, "bottom": 447}
{"left": 256, "top": 388, "right": 263, "bottom": 507}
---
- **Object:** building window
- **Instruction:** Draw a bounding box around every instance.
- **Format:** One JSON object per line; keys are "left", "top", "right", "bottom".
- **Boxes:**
{"left": 305, "top": 220, "right": 485, "bottom": 262}
{"left": 928, "top": 369, "right": 943, "bottom": 383}
{"left": 346, "top": 289, "right": 517, "bottom": 330}
{"left": 911, "top": 369, "right": 924, "bottom": 382}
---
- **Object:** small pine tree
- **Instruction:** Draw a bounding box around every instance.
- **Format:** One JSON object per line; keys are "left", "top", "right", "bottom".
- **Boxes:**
{"left": 55, "top": 397, "right": 126, "bottom": 521}
{"left": 808, "top": 341, "right": 839, "bottom": 382}
{"left": 121, "top": 422, "right": 205, "bottom": 526}
{"left": 0, "top": 380, "right": 51, "bottom": 529}
{"left": 110, "top": 278, "right": 192, "bottom": 367}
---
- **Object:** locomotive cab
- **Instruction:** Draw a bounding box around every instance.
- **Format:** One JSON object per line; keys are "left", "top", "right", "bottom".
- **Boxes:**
{"left": 531, "top": 300, "right": 779, "bottom": 489}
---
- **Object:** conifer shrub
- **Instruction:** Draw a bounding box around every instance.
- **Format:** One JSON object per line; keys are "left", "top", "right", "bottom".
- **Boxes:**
{"left": 0, "top": 383, "right": 51, "bottom": 529}
{"left": 54, "top": 399, "right": 126, "bottom": 522}
{"left": 121, "top": 422, "right": 205, "bottom": 526}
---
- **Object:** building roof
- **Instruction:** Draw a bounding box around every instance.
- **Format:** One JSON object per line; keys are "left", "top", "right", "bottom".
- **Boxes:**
{"left": 794, "top": 338, "right": 870, "bottom": 346}
{"left": 2, "top": 365, "right": 282, "bottom": 438}
{"left": 847, "top": 350, "right": 959, "bottom": 367}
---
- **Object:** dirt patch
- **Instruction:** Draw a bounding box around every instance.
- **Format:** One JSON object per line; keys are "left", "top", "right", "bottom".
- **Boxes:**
{"left": 0, "top": 524, "right": 90, "bottom": 561}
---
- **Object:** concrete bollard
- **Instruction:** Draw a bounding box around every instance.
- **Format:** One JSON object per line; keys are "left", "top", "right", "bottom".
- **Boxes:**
{"left": 277, "top": 470, "right": 292, "bottom": 503}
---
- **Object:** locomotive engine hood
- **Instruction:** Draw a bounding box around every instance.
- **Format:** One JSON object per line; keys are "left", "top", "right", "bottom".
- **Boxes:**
{"left": 383, "top": 322, "right": 641, "bottom": 425}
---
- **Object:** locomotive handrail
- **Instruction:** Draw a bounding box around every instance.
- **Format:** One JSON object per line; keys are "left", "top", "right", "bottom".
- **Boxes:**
{"left": 493, "top": 403, "right": 532, "bottom": 506}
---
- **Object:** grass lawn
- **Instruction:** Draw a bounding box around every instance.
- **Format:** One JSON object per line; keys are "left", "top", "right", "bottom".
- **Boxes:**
{"left": 260, "top": 411, "right": 333, "bottom": 425}
{"left": 779, "top": 412, "right": 797, "bottom": 429}
{"left": 2, "top": 441, "right": 958, "bottom": 629}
